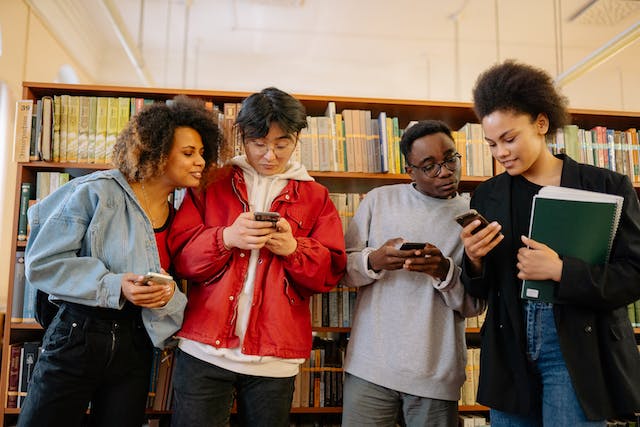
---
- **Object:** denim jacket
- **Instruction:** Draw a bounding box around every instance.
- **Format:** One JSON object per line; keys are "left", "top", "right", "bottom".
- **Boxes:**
{"left": 25, "top": 169, "right": 187, "bottom": 348}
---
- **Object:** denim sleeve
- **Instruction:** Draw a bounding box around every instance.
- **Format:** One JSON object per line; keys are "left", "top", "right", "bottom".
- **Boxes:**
{"left": 25, "top": 184, "right": 122, "bottom": 309}
{"left": 142, "top": 289, "right": 187, "bottom": 348}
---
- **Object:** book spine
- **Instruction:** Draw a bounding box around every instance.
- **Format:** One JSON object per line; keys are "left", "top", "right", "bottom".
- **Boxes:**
{"left": 65, "top": 96, "right": 80, "bottom": 162}
{"left": 77, "top": 96, "right": 91, "bottom": 163}
{"left": 17, "top": 182, "right": 32, "bottom": 241}
{"left": 40, "top": 96, "right": 53, "bottom": 161}
{"left": 13, "top": 100, "right": 34, "bottom": 163}
{"left": 32, "top": 99, "right": 43, "bottom": 161}
{"left": 52, "top": 95, "right": 61, "bottom": 162}
{"left": 6, "top": 344, "right": 22, "bottom": 408}
{"left": 87, "top": 96, "right": 98, "bottom": 163}
{"left": 10, "top": 251, "right": 26, "bottom": 322}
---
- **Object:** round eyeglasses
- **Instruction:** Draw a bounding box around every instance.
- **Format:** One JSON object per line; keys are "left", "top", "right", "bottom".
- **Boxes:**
{"left": 406, "top": 153, "right": 462, "bottom": 178}
{"left": 244, "top": 139, "right": 296, "bottom": 157}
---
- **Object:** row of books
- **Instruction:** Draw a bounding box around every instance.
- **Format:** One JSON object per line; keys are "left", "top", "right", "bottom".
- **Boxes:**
{"left": 292, "top": 337, "right": 346, "bottom": 409}
{"left": 309, "top": 286, "right": 356, "bottom": 328}
{"left": 13, "top": 96, "right": 640, "bottom": 181}
{"left": 5, "top": 341, "right": 40, "bottom": 408}
{"left": 13, "top": 96, "right": 493, "bottom": 176}
{"left": 146, "top": 348, "right": 175, "bottom": 411}
{"left": 6, "top": 341, "right": 175, "bottom": 411}
{"left": 13, "top": 96, "right": 135, "bottom": 164}
{"left": 546, "top": 126, "right": 640, "bottom": 183}
{"left": 459, "top": 414, "right": 490, "bottom": 426}
{"left": 627, "top": 300, "right": 640, "bottom": 327}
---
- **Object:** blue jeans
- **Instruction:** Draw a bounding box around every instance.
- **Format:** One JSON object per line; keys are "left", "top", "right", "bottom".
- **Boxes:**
{"left": 342, "top": 373, "right": 458, "bottom": 427}
{"left": 170, "top": 348, "right": 296, "bottom": 427}
{"left": 490, "top": 301, "right": 605, "bottom": 427}
{"left": 17, "top": 302, "right": 152, "bottom": 427}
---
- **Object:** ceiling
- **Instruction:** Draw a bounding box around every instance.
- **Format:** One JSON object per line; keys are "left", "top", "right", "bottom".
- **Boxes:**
{"left": 24, "top": 0, "right": 640, "bottom": 103}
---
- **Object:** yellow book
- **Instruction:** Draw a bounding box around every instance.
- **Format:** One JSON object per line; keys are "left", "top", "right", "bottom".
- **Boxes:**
{"left": 117, "top": 97, "right": 131, "bottom": 132}
{"left": 65, "top": 96, "right": 80, "bottom": 162}
{"left": 58, "top": 95, "right": 69, "bottom": 162}
{"left": 77, "top": 96, "right": 90, "bottom": 163}
{"left": 87, "top": 97, "right": 98, "bottom": 163}
{"left": 105, "top": 97, "right": 119, "bottom": 164}
{"left": 94, "top": 97, "right": 109, "bottom": 163}
{"left": 334, "top": 113, "right": 345, "bottom": 172}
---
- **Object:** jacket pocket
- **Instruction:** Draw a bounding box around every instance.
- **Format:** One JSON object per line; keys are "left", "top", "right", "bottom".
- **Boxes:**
{"left": 283, "top": 207, "right": 315, "bottom": 237}
{"left": 283, "top": 277, "right": 306, "bottom": 306}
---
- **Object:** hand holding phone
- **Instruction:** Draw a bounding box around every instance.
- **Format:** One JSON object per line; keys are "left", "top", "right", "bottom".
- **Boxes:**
{"left": 254, "top": 211, "right": 281, "bottom": 225}
{"left": 141, "top": 272, "right": 174, "bottom": 286}
{"left": 399, "top": 242, "right": 426, "bottom": 251}
{"left": 455, "top": 209, "right": 490, "bottom": 234}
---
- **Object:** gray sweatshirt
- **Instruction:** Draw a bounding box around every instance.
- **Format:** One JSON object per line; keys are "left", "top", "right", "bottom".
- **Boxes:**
{"left": 343, "top": 183, "right": 484, "bottom": 401}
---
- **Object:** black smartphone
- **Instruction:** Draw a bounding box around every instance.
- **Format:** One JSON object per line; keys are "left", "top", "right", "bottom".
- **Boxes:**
{"left": 399, "top": 242, "right": 426, "bottom": 251}
{"left": 254, "top": 211, "right": 281, "bottom": 224}
{"left": 454, "top": 209, "right": 490, "bottom": 234}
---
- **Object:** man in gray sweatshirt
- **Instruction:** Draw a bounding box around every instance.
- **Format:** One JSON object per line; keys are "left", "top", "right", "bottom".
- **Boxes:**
{"left": 342, "top": 120, "right": 485, "bottom": 427}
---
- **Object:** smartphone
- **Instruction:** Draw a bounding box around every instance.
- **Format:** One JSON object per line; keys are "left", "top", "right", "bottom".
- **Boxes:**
{"left": 141, "top": 272, "right": 174, "bottom": 285}
{"left": 454, "top": 209, "right": 490, "bottom": 234}
{"left": 254, "top": 212, "right": 281, "bottom": 224}
{"left": 399, "top": 242, "right": 426, "bottom": 251}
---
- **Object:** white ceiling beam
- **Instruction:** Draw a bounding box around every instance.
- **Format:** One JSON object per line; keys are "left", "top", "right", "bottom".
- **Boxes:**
{"left": 555, "top": 20, "right": 640, "bottom": 87}
{"left": 100, "top": 0, "right": 155, "bottom": 87}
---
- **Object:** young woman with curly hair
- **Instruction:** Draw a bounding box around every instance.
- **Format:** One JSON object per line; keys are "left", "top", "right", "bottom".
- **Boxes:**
{"left": 459, "top": 60, "right": 640, "bottom": 426}
{"left": 19, "top": 95, "right": 222, "bottom": 427}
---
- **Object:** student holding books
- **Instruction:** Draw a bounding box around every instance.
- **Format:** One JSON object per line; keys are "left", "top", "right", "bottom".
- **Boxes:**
{"left": 167, "top": 87, "right": 347, "bottom": 427}
{"left": 19, "top": 96, "right": 222, "bottom": 427}
{"left": 341, "top": 120, "right": 484, "bottom": 427}
{"left": 459, "top": 60, "right": 640, "bottom": 426}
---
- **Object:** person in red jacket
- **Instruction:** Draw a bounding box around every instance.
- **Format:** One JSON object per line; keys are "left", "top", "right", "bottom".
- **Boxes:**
{"left": 167, "top": 87, "right": 347, "bottom": 427}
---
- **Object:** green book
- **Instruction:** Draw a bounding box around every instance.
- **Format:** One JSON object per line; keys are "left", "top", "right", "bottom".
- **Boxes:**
{"left": 521, "top": 186, "right": 623, "bottom": 302}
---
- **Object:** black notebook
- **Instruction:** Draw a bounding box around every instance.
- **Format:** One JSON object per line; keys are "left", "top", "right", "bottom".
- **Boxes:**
{"left": 521, "top": 186, "right": 623, "bottom": 302}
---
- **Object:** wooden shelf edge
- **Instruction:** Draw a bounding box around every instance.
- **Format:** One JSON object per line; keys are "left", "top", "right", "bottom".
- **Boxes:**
{"left": 9, "top": 322, "right": 42, "bottom": 330}
{"left": 290, "top": 407, "right": 343, "bottom": 414}
{"left": 459, "top": 404, "right": 489, "bottom": 411}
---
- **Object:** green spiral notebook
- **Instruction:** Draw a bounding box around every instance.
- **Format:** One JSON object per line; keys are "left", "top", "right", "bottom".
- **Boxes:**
{"left": 521, "top": 186, "right": 624, "bottom": 302}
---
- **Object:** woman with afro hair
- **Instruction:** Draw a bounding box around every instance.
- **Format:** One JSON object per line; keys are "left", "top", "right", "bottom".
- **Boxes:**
{"left": 459, "top": 60, "right": 640, "bottom": 426}
{"left": 19, "top": 95, "right": 223, "bottom": 427}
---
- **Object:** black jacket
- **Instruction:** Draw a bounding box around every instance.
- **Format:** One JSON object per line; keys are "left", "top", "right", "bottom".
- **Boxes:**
{"left": 462, "top": 154, "right": 640, "bottom": 420}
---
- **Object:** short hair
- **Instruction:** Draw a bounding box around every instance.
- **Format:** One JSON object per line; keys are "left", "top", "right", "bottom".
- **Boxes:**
{"left": 113, "top": 95, "right": 222, "bottom": 182}
{"left": 472, "top": 59, "right": 570, "bottom": 133}
{"left": 400, "top": 120, "right": 454, "bottom": 161}
{"left": 235, "top": 87, "right": 307, "bottom": 139}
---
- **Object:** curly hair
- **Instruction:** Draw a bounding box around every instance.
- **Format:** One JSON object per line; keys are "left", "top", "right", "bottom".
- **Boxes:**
{"left": 113, "top": 95, "right": 223, "bottom": 182}
{"left": 400, "top": 120, "right": 454, "bottom": 161}
{"left": 235, "top": 87, "right": 307, "bottom": 140}
{"left": 472, "top": 60, "right": 570, "bottom": 133}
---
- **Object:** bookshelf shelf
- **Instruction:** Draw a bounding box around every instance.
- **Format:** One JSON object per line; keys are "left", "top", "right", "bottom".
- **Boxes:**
{"left": 3, "top": 82, "right": 639, "bottom": 427}
{"left": 9, "top": 323, "right": 42, "bottom": 330}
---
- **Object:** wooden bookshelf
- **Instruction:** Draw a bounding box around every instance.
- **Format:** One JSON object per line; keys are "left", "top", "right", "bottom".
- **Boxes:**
{"left": 2, "top": 82, "right": 639, "bottom": 427}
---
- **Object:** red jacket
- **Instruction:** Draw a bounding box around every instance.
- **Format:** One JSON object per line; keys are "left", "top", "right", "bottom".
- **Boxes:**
{"left": 168, "top": 166, "right": 347, "bottom": 358}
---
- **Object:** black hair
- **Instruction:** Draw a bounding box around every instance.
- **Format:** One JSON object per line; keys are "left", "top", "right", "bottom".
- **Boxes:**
{"left": 472, "top": 59, "right": 570, "bottom": 133}
{"left": 400, "top": 119, "right": 454, "bottom": 161}
{"left": 113, "top": 95, "right": 222, "bottom": 182}
{"left": 235, "top": 87, "right": 308, "bottom": 139}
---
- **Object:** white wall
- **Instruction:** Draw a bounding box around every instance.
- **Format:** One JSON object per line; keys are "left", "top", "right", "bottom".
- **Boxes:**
{"left": 0, "top": 1, "right": 91, "bottom": 310}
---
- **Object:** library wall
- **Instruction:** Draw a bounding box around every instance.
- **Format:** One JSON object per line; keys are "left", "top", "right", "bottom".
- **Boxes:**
{"left": 0, "top": 2, "right": 91, "bottom": 309}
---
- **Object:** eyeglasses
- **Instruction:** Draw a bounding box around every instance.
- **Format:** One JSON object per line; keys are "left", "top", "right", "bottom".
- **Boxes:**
{"left": 244, "top": 139, "right": 296, "bottom": 157}
{"left": 406, "top": 153, "right": 462, "bottom": 178}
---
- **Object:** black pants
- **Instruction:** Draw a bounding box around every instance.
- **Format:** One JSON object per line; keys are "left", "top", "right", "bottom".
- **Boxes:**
{"left": 17, "top": 302, "right": 153, "bottom": 427}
